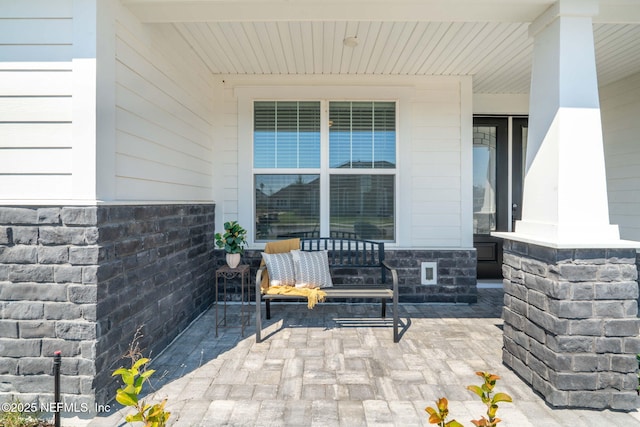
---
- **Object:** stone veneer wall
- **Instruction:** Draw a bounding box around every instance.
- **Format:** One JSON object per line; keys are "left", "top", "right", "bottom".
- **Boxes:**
{"left": 93, "top": 204, "right": 215, "bottom": 405}
{"left": 239, "top": 248, "right": 477, "bottom": 303}
{"left": 0, "top": 204, "right": 215, "bottom": 414}
{"left": 502, "top": 239, "right": 640, "bottom": 410}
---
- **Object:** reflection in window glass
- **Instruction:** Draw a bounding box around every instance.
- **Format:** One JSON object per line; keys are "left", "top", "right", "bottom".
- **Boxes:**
{"left": 254, "top": 101, "right": 321, "bottom": 168}
{"left": 473, "top": 126, "right": 497, "bottom": 234}
{"left": 255, "top": 175, "right": 320, "bottom": 240}
{"left": 329, "top": 102, "right": 396, "bottom": 169}
{"left": 330, "top": 175, "right": 394, "bottom": 240}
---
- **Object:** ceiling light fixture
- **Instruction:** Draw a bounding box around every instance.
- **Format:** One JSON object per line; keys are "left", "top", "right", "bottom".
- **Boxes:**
{"left": 343, "top": 36, "right": 359, "bottom": 48}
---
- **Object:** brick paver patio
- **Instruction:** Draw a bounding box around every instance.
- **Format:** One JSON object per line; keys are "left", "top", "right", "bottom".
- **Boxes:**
{"left": 88, "top": 289, "right": 640, "bottom": 426}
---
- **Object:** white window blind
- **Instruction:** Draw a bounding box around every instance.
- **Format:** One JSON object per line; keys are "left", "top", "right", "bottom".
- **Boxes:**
{"left": 254, "top": 101, "right": 321, "bottom": 168}
{"left": 329, "top": 101, "right": 396, "bottom": 169}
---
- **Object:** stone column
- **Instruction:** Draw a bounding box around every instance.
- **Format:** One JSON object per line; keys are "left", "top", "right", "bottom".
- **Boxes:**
{"left": 502, "top": 240, "right": 640, "bottom": 410}
{"left": 494, "top": 0, "right": 640, "bottom": 410}
{"left": 516, "top": 0, "right": 619, "bottom": 245}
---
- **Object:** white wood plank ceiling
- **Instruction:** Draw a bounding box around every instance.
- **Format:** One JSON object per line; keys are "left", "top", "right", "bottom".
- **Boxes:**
{"left": 170, "top": 20, "right": 640, "bottom": 93}
{"left": 124, "top": 1, "right": 640, "bottom": 94}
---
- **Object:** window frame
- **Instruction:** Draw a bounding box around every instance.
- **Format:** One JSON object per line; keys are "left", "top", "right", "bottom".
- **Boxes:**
{"left": 251, "top": 99, "right": 399, "bottom": 243}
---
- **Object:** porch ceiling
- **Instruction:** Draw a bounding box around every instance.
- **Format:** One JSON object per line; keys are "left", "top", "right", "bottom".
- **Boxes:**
{"left": 123, "top": 0, "right": 640, "bottom": 93}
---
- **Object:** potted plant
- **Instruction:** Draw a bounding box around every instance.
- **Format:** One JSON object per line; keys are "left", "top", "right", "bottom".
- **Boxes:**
{"left": 215, "top": 221, "right": 247, "bottom": 268}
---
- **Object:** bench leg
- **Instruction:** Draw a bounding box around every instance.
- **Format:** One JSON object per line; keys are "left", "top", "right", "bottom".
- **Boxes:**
{"left": 266, "top": 300, "right": 271, "bottom": 319}
{"left": 256, "top": 292, "right": 262, "bottom": 343}
{"left": 381, "top": 300, "right": 386, "bottom": 318}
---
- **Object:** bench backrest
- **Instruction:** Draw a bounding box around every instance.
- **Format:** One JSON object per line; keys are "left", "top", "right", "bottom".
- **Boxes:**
{"left": 300, "top": 237, "right": 386, "bottom": 283}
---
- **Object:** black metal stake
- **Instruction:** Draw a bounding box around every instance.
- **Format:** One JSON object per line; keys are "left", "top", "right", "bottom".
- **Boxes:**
{"left": 53, "top": 350, "right": 61, "bottom": 427}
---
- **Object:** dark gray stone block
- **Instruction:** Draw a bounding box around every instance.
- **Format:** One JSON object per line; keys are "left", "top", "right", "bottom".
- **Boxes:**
{"left": 55, "top": 321, "right": 96, "bottom": 341}
{"left": 4, "top": 302, "right": 44, "bottom": 320}
{"left": 610, "top": 392, "right": 640, "bottom": 411}
{"left": 0, "top": 359, "right": 18, "bottom": 375}
{"left": 603, "top": 319, "right": 640, "bottom": 337}
{"left": 19, "top": 321, "right": 55, "bottom": 338}
{"left": 54, "top": 265, "right": 83, "bottom": 283}
{"left": 0, "top": 208, "right": 38, "bottom": 224}
{"left": 0, "top": 339, "right": 41, "bottom": 357}
{"left": 0, "top": 246, "right": 37, "bottom": 264}
{"left": 567, "top": 391, "right": 610, "bottom": 408}
{"left": 17, "top": 358, "right": 52, "bottom": 375}
{"left": 559, "top": 264, "right": 599, "bottom": 282}
{"left": 502, "top": 240, "right": 640, "bottom": 410}
{"left": 12, "top": 227, "right": 38, "bottom": 245}
{"left": 9, "top": 265, "right": 54, "bottom": 282}
{"left": 61, "top": 207, "right": 97, "bottom": 226}
{"left": 39, "top": 227, "right": 87, "bottom": 245}
{"left": 37, "top": 208, "right": 60, "bottom": 224}
{"left": 38, "top": 246, "right": 69, "bottom": 264}
{"left": 0, "top": 321, "right": 18, "bottom": 338}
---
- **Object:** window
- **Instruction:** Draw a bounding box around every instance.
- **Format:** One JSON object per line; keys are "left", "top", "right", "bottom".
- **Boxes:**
{"left": 253, "top": 100, "right": 396, "bottom": 241}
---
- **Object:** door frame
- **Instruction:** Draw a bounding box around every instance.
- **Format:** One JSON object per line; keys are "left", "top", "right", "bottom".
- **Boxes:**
{"left": 473, "top": 117, "right": 509, "bottom": 278}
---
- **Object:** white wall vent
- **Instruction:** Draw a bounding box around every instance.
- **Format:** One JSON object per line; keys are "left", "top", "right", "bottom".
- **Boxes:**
{"left": 421, "top": 261, "right": 438, "bottom": 285}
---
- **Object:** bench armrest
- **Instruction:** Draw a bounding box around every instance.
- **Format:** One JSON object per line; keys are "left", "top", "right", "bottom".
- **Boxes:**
{"left": 256, "top": 266, "right": 266, "bottom": 297}
{"left": 381, "top": 261, "right": 398, "bottom": 290}
{"left": 255, "top": 265, "right": 267, "bottom": 342}
{"left": 381, "top": 260, "right": 400, "bottom": 343}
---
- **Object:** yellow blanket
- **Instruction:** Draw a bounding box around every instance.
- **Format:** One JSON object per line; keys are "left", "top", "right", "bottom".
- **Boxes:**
{"left": 264, "top": 286, "right": 327, "bottom": 309}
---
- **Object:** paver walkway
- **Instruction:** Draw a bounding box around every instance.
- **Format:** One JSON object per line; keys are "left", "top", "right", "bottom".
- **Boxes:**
{"left": 89, "top": 289, "right": 640, "bottom": 426}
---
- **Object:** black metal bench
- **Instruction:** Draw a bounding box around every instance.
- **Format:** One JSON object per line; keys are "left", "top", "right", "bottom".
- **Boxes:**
{"left": 255, "top": 237, "right": 399, "bottom": 342}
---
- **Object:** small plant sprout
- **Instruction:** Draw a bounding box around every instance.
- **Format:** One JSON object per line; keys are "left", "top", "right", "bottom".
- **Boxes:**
{"left": 425, "top": 397, "right": 463, "bottom": 427}
{"left": 466, "top": 372, "right": 512, "bottom": 427}
{"left": 111, "top": 327, "right": 170, "bottom": 427}
{"left": 426, "top": 371, "right": 512, "bottom": 427}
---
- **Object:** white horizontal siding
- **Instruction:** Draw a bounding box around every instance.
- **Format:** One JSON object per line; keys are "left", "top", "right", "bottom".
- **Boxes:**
{"left": 114, "top": 2, "right": 214, "bottom": 201}
{"left": 0, "top": 3, "right": 73, "bottom": 62}
{"left": 0, "top": 0, "right": 75, "bottom": 202}
{"left": 0, "top": 123, "right": 72, "bottom": 148}
{"left": 601, "top": 71, "right": 640, "bottom": 241}
{"left": 0, "top": 175, "right": 72, "bottom": 200}
{"left": 0, "top": 149, "right": 71, "bottom": 174}
{"left": 0, "top": 97, "right": 72, "bottom": 122}
{"left": 409, "top": 82, "right": 466, "bottom": 247}
{"left": 0, "top": 70, "right": 72, "bottom": 95}
{"left": 0, "top": 0, "right": 72, "bottom": 17}
{"left": 0, "top": 19, "right": 72, "bottom": 45}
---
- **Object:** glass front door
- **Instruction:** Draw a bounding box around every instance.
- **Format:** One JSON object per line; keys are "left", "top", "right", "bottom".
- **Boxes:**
{"left": 473, "top": 117, "right": 527, "bottom": 279}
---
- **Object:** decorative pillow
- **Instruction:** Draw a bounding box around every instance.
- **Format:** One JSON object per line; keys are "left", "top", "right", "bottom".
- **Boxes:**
{"left": 260, "top": 238, "right": 301, "bottom": 290}
{"left": 291, "top": 250, "right": 333, "bottom": 288}
{"left": 261, "top": 252, "right": 296, "bottom": 286}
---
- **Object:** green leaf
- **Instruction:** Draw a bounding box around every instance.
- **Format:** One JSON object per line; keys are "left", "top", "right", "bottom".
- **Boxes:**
{"left": 132, "top": 357, "right": 150, "bottom": 371}
{"left": 148, "top": 403, "right": 165, "bottom": 418}
{"left": 488, "top": 403, "right": 498, "bottom": 418}
{"left": 125, "top": 413, "right": 144, "bottom": 423}
{"left": 492, "top": 392, "right": 513, "bottom": 404}
{"left": 141, "top": 369, "right": 156, "bottom": 379}
{"left": 115, "top": 391, "right": 138, "bottom": 407}
{"left": 122, "top": 384, "right": 138, "bottom": 395}
{"left": 446, "top": 421, "right": 464, "bottom": 427}
{"left": 467, "top": 385, "right": 483, "bottom": 398}
{"left": 112, "top": 367, "right": 128, "bottom": 377}
{"left": 120, "top": 370, "right": 135, "bottom": 386}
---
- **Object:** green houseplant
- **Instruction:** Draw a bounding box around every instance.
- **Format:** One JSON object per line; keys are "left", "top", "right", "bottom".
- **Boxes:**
{"left": 215, "top": 221, "right": 247, "bottom": 268}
